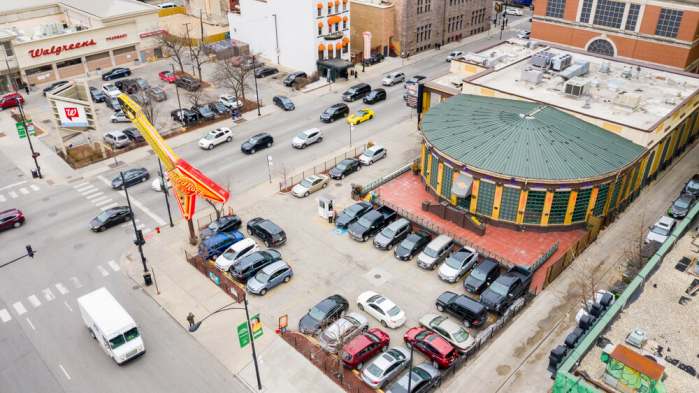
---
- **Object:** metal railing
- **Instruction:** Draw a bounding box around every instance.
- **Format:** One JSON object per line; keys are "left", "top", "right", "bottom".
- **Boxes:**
{"left": 278, "top": 145, "right": 367, "bottom": 192}
{"left": 357, "top": 160, "right": 414, "bottom": 196}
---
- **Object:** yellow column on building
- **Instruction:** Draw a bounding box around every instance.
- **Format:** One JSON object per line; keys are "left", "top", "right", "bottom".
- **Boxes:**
{"left": 450, "top": 170, "right": 458, "bottom": 205}
{"left": 421, "top": 90, "right": 431, "bottom": 114}
{"left": 492, "top": 184, "right": 503, "bottom": 220}
{"left": 649, "top": 142, "right": 663, "bottom": 177}
{"left": 420, "top": 144, "right": 427, "bottom": 174}
{"left": 586, "top": 187, "right": 599, "bottom": 219}
{"left": 540, "top": 190, "right": 554, "bottom": 226}
{"left": 515, "top": 189, "right": 528, "bottom": 224}
{"left": 604, "top": 180, "right": 618, "bottom": 215}
{"left": 469, "top": 179, "right": 480, "bottom": 213}
{"left": 692, "top": 112, "right": 699, "bottom": 135}
{"left": 667, "top": 130, "right": 679, "bottom": 159}
{"left": 635, "top": 157, "right": 648, "bottom": 193}
{"left": 425, "top": 154, "right": 433, "bottom": 185}
{"left": 563, "top": 190, "right": 578, "bottom": 225}
{"left": 436, "top": 162, "right": 444, "bottom": 193}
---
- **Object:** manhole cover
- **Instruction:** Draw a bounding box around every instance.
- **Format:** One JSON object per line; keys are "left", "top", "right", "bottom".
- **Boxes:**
{"left": 374, "top": 274, "right": 382, "bottom": 279}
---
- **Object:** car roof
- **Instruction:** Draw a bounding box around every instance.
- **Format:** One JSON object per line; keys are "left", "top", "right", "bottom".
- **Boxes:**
{"left": 454, "top": 295, "right": 485, "bottom": 312}
{"left": 302, "top": 128, "right": 320, "bottom": 135}
{"left": 478, "top": 258, "right": 499, "bottom": 270}
{"left": 252, "top": 132, "right": 270, "bottom": 138}
{"left": 657, "top": 216, "right": 675, "bottom": 226}
{"left": 260, "top": 260, "right": 288, "bottom": 274}
{"left": 0, "top": 208, "right": 21, "bottom": 217}
{"left": 366, "top": 145, "right": 384, "bottom": 152}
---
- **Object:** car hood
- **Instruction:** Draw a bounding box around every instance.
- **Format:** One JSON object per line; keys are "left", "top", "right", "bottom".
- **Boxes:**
{"left": 645, "top": 232, "right": 666, "bottom": 243}
{"left": 241, "top": 142, "right": 254, "bottom": 150}
{"left": 374, "top": 233, "right": 391, "bottom": 246}
{"left": 199, "top": 228, "right": 215, "bottom": 240}
{"left": 480, "top": 288, "right": 503, "bottom": 309}
{"left": 329, "top": 167, "right": 342, "bottom": 176}
{"left": 348, "top": 222, "right": 367, "bottom": 236}
{"left": 439, "top": 264, "right": 460, "bottom": 278}
{"left": 246, "top": 276, "right": 265, "bottom": 292}
{"left": 394, "top": 245, "right": 411, "bottom": 258}
{"left": 335, "top": 213, "right": 353, "bottom": 228}
{"left": 111, "top": 178, "right": 122, "bottom": 187}
{"left": 464, "top": 275, "right": 484, "bottom": 291}
{"left": 291, "top": 136, "right": 305, "bottom": 146}
{"left": 670, "top": 205, "right": 688, "bottom": 215}
{"left": 89, "top": 218, "right": 103, "bottom": 228}
{"left": 298, "top": 314, "right": 321, "bottom": 334}
{"left": 292, "top": 184, "right": 308, "bottom": 195}
{"left": 320, "top": 112, "right": 332, "bottom": 119}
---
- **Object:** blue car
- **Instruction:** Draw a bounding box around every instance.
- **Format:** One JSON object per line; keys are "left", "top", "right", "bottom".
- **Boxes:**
{"left": 246, "top": 261, "right": 293, "bottom": 295}
{"left": 198, "top": 230, "right": 245, "bottom": 260}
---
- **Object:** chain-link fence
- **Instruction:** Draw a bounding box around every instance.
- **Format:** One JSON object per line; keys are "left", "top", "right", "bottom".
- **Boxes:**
{"left": 278, "top": 145, "right": 367, "bottom": 192}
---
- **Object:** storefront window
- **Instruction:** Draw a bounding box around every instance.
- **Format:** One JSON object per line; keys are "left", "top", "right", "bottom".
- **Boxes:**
{"left": 499, "top": 186, "right": 520, "bottom": 222}
{"left": 524, "top": 190, "right": 546, "bottom": 224}
{"left": 429, "top": 156, "right": 439, "bottom": 189}
{"left": 440, "top": 165, "right": 453, "bottom": 199}
{"left": 476, "top": 181, "right": 495, "bottom": 216}
{"left": 548, "top": 191, "right": 570, "bottom": 225}
{"left": 571, "top": 188, "right": 592, "bottom": 223}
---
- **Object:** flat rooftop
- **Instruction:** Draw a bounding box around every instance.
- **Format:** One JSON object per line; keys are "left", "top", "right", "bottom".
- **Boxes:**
{"left": 459, "top": 41, "right": 699, "bottom": 132}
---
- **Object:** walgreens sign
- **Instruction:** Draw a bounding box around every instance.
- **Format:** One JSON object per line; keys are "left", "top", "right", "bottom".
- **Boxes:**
{"left": 28, "top": 39, "right": 97, "bottom": 58}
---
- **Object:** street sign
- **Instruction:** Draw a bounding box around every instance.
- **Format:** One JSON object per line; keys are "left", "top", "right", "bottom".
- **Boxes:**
{"left": 251, "top": 314, "right": 263, "bottom": 339}
{"left": 236, "top": 314, "right": 263, "bottom": 348}
{"left": 16, "top": 121, "right": 35, "bottom": 139}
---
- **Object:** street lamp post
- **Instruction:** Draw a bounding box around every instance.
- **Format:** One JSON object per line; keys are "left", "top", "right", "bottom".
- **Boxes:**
{"left": 349, "top": 123, "right": 354, "bottom": 147}
{"left": 0, "top": 245, "right": 35, "bottom": 269}
{"left": 188, "top": 297, "right": 262, "bottom": 390}
{"left": 252, "top": 54, "right": 261, "bottom": 116}
{"left": 171, "top": 63, "right": 183, "bottom": 123}
{"left": 407, "top": 342, "right": 414, "bottom": 393}
{"left": 120, "top": 171, "right": 152, "bottom": 286}
{"left": 157, "top": 158, "right": 174, "bottom": 227}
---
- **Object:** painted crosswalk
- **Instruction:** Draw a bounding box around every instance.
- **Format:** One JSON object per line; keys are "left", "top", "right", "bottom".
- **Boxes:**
{"left": 27, "top": 295, "right": 41, "bottom": 308}
{"left": 0, "top": 183, "right": 42, "bottom": 203}
{"left": 0, "top": 309, "right": 11, "bottom": 323}
{"left": 13, "top": 302, "right": 27, "bottom": 316}
{"left": 42, "top": 288, "right": 55, "bottom": 302}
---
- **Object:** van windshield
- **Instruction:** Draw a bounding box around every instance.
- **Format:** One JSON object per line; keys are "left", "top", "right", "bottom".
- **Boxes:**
{"left": 109, "top": 327, "right": 140, "bottom": 349}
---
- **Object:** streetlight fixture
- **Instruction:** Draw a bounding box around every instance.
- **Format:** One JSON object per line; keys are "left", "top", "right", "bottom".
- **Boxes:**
{"left": 120, "top": 171, "right": 152, "bottom": 286}
{"left": 157, "top": 158, "right": 174, "bottom": 227}
{"left": 188, "top": 297, "right": 262, "bottom": 390}
{"left": 252, "top": 54, "right": 261, "bottom": 116}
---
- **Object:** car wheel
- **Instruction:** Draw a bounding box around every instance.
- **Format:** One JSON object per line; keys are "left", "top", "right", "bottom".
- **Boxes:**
{"left": 265, "top": 240, "right": 271, "bottom": 247}
{"left": 322, "top": 183, "right": 327, "bottom": 188}
{"left": 89, "top": 328, "right": 96, "bottom": 339}
{"left": 463, "top": 320, "right": 471, "bottom": 328}
{"left": 381, "top": 320, "right": 388, "bottom": 328}
{"left": 432, "top": 360, "right": 439, "bottom": 370}
{"left": 301, "top": 144, "right": 306, "bottom": 149}
{"left": 387, "top": 243, "right": 393, "bottom": 250}
{"left": 142, "top": 177, "right": 147, "bottom": 183}
{"left": 362, "top": 325, "right": 368, "bottom": 332}
{"left": 339, "top": 174, "right": 344, "bottom": 179}
{"left": 266, "top": 142, "right": 272, "bottom": 148}
{"left": 283, "top": 276, "right": 291, "bottom": 283}
{"left": 250, "top": 148, "right": 256, "bottom": 154}
{"left": 317, "top": 137, "right": 323, "bottom": 142}
{"left": 208, "top": 144, "right": 214, "bottom": 150}
{"left": 405, "top": 342, "right": 412, "bottom": 349}
{"left": 247, "top": 228, "right": 253, "bottom": 235}
{"left": 260, "top": 288, "right": 267, "bottom": 296}
{"left": 362, "top": 235, "right": 368, "bottom": 242}
{"left": 357, "top": 303, "right": 364, "bottom": 311}
{"left": 13, "top": 221, "right": 22, "bottom": 228}
{"left": 436, "top": 304, "right": 445, "bottom": 312}
{"left": 99, "top": 226, "right": 106, "bottom": 232}
{"left": 111, "top": 119, "right": 117, "bottom": 123}
{"left": 357, "top": 362, "right": 364, "bottom": 370}
{"left": 304, "top": 191, "right": 309, "bottom": 197}
{"left": 370, "top": 115, "right": 374, "bottom": 119}
{"left": 226, "top": 137, "right": 232, "bottom": 144}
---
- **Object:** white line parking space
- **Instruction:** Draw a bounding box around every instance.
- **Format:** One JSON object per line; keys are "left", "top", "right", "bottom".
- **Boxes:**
{"left": 55, "top": 283, "right": 69, "bottom": 295}
{"left": 97, "top": 265, "right": 109, "bottom": 277}
{"left": 69, "top": 277, "right": 82, "bottom": 289}
{"left": 107, "top": 260, "right": 121, "bottom": 272}
{"left": 59, "top": 364, "right": 71, "bottom": 380}
{"left": 26, "top": 318, "right": 36, "bottom": 331}
{"left": 19, "top": 187, "right": 29, "bottom": 195}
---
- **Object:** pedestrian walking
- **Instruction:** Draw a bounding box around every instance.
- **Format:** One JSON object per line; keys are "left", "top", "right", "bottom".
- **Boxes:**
{"left": 24, "top": 84, "right": 29, "bottom": 95}
{"left": 186, "top": 312, "right": 195, "bottom": 329}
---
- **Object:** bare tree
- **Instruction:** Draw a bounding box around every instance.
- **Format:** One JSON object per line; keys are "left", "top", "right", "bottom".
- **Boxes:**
{"left": 156, "top": 33, "right": 188, "bottom": 72}
{"left": 187, "top": 89, "right": 213, "bottom": 108}
{"left": 184, "top": 17, "right": 212, "bottom": 81}
{"left": 213, "top": 57, "right": 253, "bottom": 104}
{"left": 204, "top": 183, "right": 231, "bottom": 220}
{"left": 132, "top": 90, "right": 158, "bottom": 126}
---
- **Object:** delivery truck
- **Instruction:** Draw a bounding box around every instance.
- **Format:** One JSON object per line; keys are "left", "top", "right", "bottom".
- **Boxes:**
{"left": 77, "top": 287, "right": 145, "bottom": 364}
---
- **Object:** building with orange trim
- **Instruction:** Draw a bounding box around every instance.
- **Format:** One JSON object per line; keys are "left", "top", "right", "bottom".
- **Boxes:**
{"left": 531, "top": 0, "right": 699, "bottom": 73}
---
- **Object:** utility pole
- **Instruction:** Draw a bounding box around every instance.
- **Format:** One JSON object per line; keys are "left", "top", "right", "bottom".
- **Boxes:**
{"left": 0, "top": 245, "right": 35, "bottom": 269}
{"left": 243, "top": 297, "right": 263, "bottom": 390}
{"left": 407, "top": 342, "right": 414, "bottom": 393}
{"left": 252, "top": 54, "right": 261, "bottom": 116}
{"left": 272, "top": 14, "right": 280, "bottom": 65}
{"left": 198, "top": 9, "right": 205, "bottom": 81}
{"left": 121, "top": 171, "right": 152, "bottom": 286}
{"left": 157, "top": 158, "right": 174, "bottom": 227}
{"left": 170, "top": 63, "right": 183, "bottom": 122}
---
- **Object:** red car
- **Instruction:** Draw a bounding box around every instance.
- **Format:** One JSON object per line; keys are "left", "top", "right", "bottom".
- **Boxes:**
{"left": 158, "top": 70, "right": 177, "bottom": 83}
{"left": 403, "top": 327, "right": 458, "bottom": 369}
{"left": 0, "top": 92, "right": 24, "bottom": 109}
{"left": 0, "top": 208, "right": 25, "bottom": 231}
{"left": 341, "top": 328, "right": 390, "bottom": 369}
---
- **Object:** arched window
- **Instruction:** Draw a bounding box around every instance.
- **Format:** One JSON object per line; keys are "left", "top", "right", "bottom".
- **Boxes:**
{"left": 317, "top": 21, "right": 323, "bottom": 36}
{"left": 587, "top": 39, "right": 615, "bottom": 57}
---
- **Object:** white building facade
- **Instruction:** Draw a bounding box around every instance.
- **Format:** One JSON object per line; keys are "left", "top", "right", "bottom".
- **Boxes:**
{"left": 229, "top": 0, "right": 351, "bottom": 76}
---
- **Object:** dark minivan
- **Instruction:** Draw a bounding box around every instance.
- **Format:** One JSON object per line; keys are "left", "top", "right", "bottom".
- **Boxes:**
{"left": 363, "top": 88, "right": 387, "bottom": 104}
{"left": 198, "top": 230, "right": 245, "bottom": 260}
{"left": 247, "top": 217, "right": 287, "bottom": 247}
{"left": 463, "top": 258, "right": 500, "bottom": 294}
{"left": 230, "top": 249, "right": 282, "bottom": 281}
{"left": 342, "top": 83, "right": 371, "bottom": 102}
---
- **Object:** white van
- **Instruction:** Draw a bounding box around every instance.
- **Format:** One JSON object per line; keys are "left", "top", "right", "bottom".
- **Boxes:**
{"left": 77, "top": 287, "right": 145, "bottom": 364}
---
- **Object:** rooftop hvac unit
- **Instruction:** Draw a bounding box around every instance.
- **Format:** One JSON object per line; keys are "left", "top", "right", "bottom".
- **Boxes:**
{"left": 531, "top": 51, "right": 554, "bottom": 68}
{"left": 613, "top": 93, "right": 642, "bottom": 108}
{"left": 599, "top": 62, "right": 611, "bottom": 73}
{"left": 564, "top": 78, "right": 590, "bottom": 97}
{"left": 551, "top": 53, "right": 572, "bottom": 71}
{"left": 559, "top": 60, "right": 589, "bottom": 80}
{"left": 521, "top": 67, "right": 543, "bottom": 84}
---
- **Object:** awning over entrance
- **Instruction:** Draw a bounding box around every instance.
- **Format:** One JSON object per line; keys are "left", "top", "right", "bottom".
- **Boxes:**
{"left": 451, "top": 173, "right": 473, "bottom": 198}
{"left": 316, "top": 58, "right": 352, "bottom": 82}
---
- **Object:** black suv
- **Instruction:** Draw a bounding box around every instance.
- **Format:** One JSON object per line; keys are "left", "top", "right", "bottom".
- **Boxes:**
{"left": 299, "top": 294, "right": 349, "bottom": 335}
{"left": 363, "top": 88, "right": 386, "bottom": 104}
{"left": 273, "top": 95, "right": 295, "bottom": 111}
{"left": 394, "top": 231, "right": 431, "bottom": 261}
{"left": 102, "top": 67, "right": 131, "bottom": 81}
{"left": 329, "top": 158, "right": 361, "bottom": 180}
{"left": 436, "top": 291, "right": 487, "bottom": 328}
{"left": 241, "top": 133, "right": 274, "bottom": 154}
{"left": 342, "top": 83, "right": 371, "bottom": 102}
{"left": 463, "top": 259, "right": 500, "bottom": 294}
{"left": 170, "top": 108, "right": 200, "bottom": 124}
{"left": 200, "top": 215, "right": 242, "bottom": 240}
{"left": 175, "top": 76, "right": 201, "bottom": 91}
{"left": 255, "top": 67, "right": 279, "bottom": 78}
{"left": 335, "top": 201, "right": 372, "bottom": 230}
{"left": 247, "top": 217, "right": 287, "bottom": 247}
{"left": 89, "top": 86, "right": 107, "bottom": 103}
{"left": 320, "top": 103, "right": 349, "bottom": 123}
{"left": 230, "top": 249, "right": 283, "bottom": 281}
{"left": 283, "top": 71, "right": 307, "bottom": 86}
{"left": 115, "top": 79, "right": 140, "bottom": 94}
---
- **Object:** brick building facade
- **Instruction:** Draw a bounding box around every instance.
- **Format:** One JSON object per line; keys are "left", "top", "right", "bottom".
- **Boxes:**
{"left": 531, "top": 0, "right": 699, "bottom": 72}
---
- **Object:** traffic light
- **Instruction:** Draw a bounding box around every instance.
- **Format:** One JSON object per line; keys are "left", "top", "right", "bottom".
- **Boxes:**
{"left": 26, "top": 245, "right": 34, "bottom": 258}
{"left": 134, "top": 229, "right": 145, "bottom": 246}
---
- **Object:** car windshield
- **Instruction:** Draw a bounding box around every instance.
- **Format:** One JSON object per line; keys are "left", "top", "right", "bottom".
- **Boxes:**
{"left": 674, "top": 198, "right": 690, "bottom": 209}
{"left": 688, "top": 181, "right": 699, "bottom": 191}
{"left": 221, "top": 249, "right": 237, "bottom": 260}
{"left": 387, "top": 306, "right": 401, "bottom": 316}
{"left": 471, "top": 268, "right": 486, "bottom": 280}
{"left": 651, "top": 225, "right": 670, "bottom": 236}
{"left": 336, "top": 162, "right": 347, "bottom": 170}
{"left": 366, "top": 363, "right": 384, "bottom": 378}
{"left": 125, "top": 327, "right": 140, "bottom": 341}
{"left": 95, "top": 211, "right": 113, "bottom": 222}
{"left": 204, "top": 133, "right": 216, "bottom": 140}
{"left": 357, "top": 216, "right": 373, "bottom": 227}
{"left": 109, "top": 334, "right": 126, "bottom": 349}
{"left": 200, "top": 107, "right": 214, "bottom": 115}
{"left": 453, "top": 328, "right": 470, "bottom": 342}
{"left": 207, "top": 220, "right": 222, "bottom": 231}
{"left": 254, "top": 270, "right": 270, "bottom": 283}
{"left": 445, "top": 254, "right": 465, "bottom": 269}
{"left": 300, "top": 179, "right": 312, "bottom": 188}
{"left": 296, "top": 132, "right": 308, "bottom": 140}
{"left": 382, "top": 228, "right": 395, "bottom": 238}
{"left": 423, "top": 246, "right": 440, "bottom": 258}
{"left": 489, "top": 281, "right": 510, "bottom": 296}
{"left": 308, "top": 306, "right": 326, "bottom": 321}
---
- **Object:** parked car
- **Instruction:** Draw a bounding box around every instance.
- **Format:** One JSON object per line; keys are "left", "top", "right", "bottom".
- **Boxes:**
{"left": 200, "top": 214, "right": 242, "bottom": 240}
{"left": 0, "top": 92, "right": 23, "bottom": 109}
{"left": 291, "top": 128, "right": 323, "bottom": 149}
{"left": 102, "top": 83, "right": 121, "bottom": 98}
{"left": 363, "top": 52, "right": 384, "bottom": 66}
{"left": 219, "top": 94, "right": 243, "bottom": 110}
{"left": 404, "top": 327, "right": 458, "bottom": 369}
{"left": 103, "top": 130, "right": 132, "bottom": 149}
{"left": 192, "top": 104, "right": 216, "bottom": 121}
{"left": 246, "top": 260, "right": 293, "bottom": 295}
{"left": 105, "top": 96, "right": 122, "bottom": 111}
{"left": 373, "top": 218, "right": 411, "bottom": 250}
{"left": 683, "top": 174, "right": 699, "bottom": 198}
{"left": 241, "top": 58, "right": 264, "bottom": 71}
{"left": 358, "top": 145, "right": 387, "bottom": 165}
{"left": 229, "top": 249, "right": 283, "bottom": 282}
{"left": 89, "top": 206, "right": 131, "bottom": 232}
{"left": 134, "top": 78, "right": 149, "bottom": 91}
{"left": 382, "top": 72, "right": 405, "bottom": 86}
{"left": 170, "top": 108, "right": 200, "bottom": 124}
{"left": 283, "top": 71, "right": 307, "bottom": 86}
{"left": 385, "top": 362, "right": 441, "bottom": 393}
{"left": 360, "top": 347, "right": 410, "bottom": 389}
{"left": 115, "top": 79, "right": 139, "bottom": 94}
{"left": 175, "top": 76, "right": 201, "bottom": 91}
{"left": 480, "top": 266, "right": 532, "bottom": 314}
{"left": 335, "top": 201, "right": 372, "bottom": 230}
{"left": 273, "top": 95, "right": 295, "bottom": 111}
{"left": 506, "top": 7, "right": 523, "bottom": 16}
{"left": 319, "top": 312, "right": 369, "bottom": 353}
{"left": 419, "top": 314, "right": 475, "bottom": 352}
{"left": 111, "top": 168, "right": 149, "bottom": 189}
{"left": 645, "top": 216, "right": 676, "bottom": 244}
{"left": 667, "top": 193, "right": 694, "bottom": 219}
{"left": 348, "top": 206, "right": 397, "bottom": 242}
{"left": 342, "top": 83, "right": 372, "bottom": 102}
{"left": 246, "top": 217, "right": 287, "bottom": 247}
{"left": 394, "top": 231, "right": 432, "bottom": 261}
{"left": 517, "top": 30, "right": 531, "bottom": 39}
{"left": 416, "top": 235, "right": 454, "bottom": 270}
{"left": 89, "top": 86, "right": 107, "bottom": 103}
{"left": 357, "top": 290, "right": 406, "bottom": 328}
{"left": 146, "top": 86, "right": 167, "bottom": 102}
{"left": 464, "top": 258, "right": 500, "bottom": 294}
{"left": 110, "top": 110, "right": 129, "bottom": 123}
{"left": 158, "top": 70, "right": 177, "bottom": 83}
{"left": 292, "top": 175, "right": 329, "bottom": 197}
{"left": 208, "top": 101, "right": 230, "bottom": 117}
{"left": 320, "top": 103, "right": 349, "bottom": 122}
{"left": 198, "top": 230, "right": 245, "bottom": 260}
{"left": 255, "top": 67, "right": 279, "bottom": 78}
{"left": 329, "top": 158, "right": 360, "bottom": 180}
{"left": 436, "top": 291, "right": 487, "bottom": 328}
{"left": 0, "top": 208, "right": 25, "bottom": 231}
{"left": 347, "top": 108, "right": 375, "bottom": 126}
{"left": 404, "top": 75, "right": 426, "bottom": 88}
{"left": 43, "top": 80, "right": 69, "bottom": 96}
{"left": 298, "top": 294, "right": 349, "bottom": 335}
{"left": 341, "top": 328, "right": 390, "bottom": 369}
{"left": 438, "top": 246, "right": 478, "bottom": 283}
{"left": 363, "top": 89, "right": 387, "bottom": 105}
{"left": 241, "top": 132, "right": 274, "bottom": 154}
{"left": 198, "top": 127, "right": 233, "bottom": 150}
{"left": 102, "top": 67, "right": 131, "bottom": 81}
{"left": 446, "top": 50, "right": 464, "bottom": 62}
{"left": 122, "top": 127, "right": 144, "bottom": 143}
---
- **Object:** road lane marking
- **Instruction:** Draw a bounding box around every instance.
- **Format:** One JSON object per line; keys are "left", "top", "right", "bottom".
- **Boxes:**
{"left": 59, "top": 364, "right": 71, "bottom": 380}
{"left": 69, "top": 277, "right": 82, "bottom": 289}
{"left": 107, "top": 260, "right": 121, "bottom": 272}
{"left": 8, "top": 191, "right": 17, "bottom": 198}
{"left": 42, "top": 288, "right": 55, "bottom": 302}
{"left": 19, "top": 187, "right": 29, "bottom": 195}
{"left": 85, "top": 192, "right": 104, "bottom": 200}
{"left": 92, "top": 196, "right": 111, "bottom": 204}
{"left": 97, "top": 175, "right": 166, "bottom": 226}
{"left": 77, "top": 185, "right": 97, "bottom": 193}
{"left": 97, "top": 265, "right": 109, "bottom": 277}
{"left": 12, "top": 302, "right": 26, "bottom": 315}
{"left": 26, "top": 318, "right": 36, "bottom": 331}
{"left": 27, "top": 295, "right": 41, "bottom": 308}
{"left": 0, "top": 181, "right": 27, "bottom": 191}
{"left": 100, "top": 203, "right": 118, "bottom": 211}
{"left": 0, "top": 309, "right": 11, "bottom": 322}
{"left": 64, "top": 301, "right": 73, "bottom": 312}
{"left": 94, "top": 198, "right": 114, "bottom": 207}
{"left": 55, "top": 283, "right": 69, "bottom": 295}
{"left": 0, "top": 195, "right": 5, "bottom": 202}
{"left": 73, "top": 181, "right": 89, "bottom": 188}
{"left": 30, "top": 185, "right": 40, "bottom": 191}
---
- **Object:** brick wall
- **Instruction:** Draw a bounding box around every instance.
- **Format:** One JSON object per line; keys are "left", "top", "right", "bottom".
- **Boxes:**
{"left": 349, "top": 1, "right": 395, "bottom": 56}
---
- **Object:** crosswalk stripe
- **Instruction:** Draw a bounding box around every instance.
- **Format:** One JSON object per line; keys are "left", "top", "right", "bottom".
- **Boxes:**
{"left": 30, "top": 185, "right": 40, "bottom": 191}
{"left": 85, "top": 192, "right": 104, "bottom": 200}
{"left": 55, "top": 283, "right": 69, "bottom": 295}
{"left": 0, "top": 195, "right": 5, "bottom": 202}
{"left": 8, "top": 191, "right": 18, "bottom": 198}
{"left": 75, "top": 184, "right": 95, "bottom": 192}
{"left": 0, "top": 309, "right": 11, "bottom": 323}
{"left": 91, "top": 195, "right": 110, "bottom": 203}
{"left": 73, "top": 182, "right": 89, "bottom": 188}
{"left": 19, "top": 188, "right": 29, "bottom": 195}
{"left": 97, "top": 265, "right": 109, "bottom": 277}
{"left": 69, "top": 277, "right": 83, "bottom": 289}
{"left": 107, "top": 260, "right": 121, "bottom": 271}
{"left": 79, "top": 188, "right": 99, "bottom": 196}
{"left": 100, "top": 203, "right": 118, "bottom": 211}
{"left": 12, "top": 302, "right": 27, "bottom": 316}
{"left": 42, "top": 288, "right": 55, "bottom": 302}
{"left": 27, "top": 295, "right": 41, "bottom": 308}
{"left": 94, "top": 198, "right": 114, "bottom": 206}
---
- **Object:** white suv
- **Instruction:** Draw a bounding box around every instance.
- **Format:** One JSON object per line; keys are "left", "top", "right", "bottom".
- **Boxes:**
{"left": 382, "top": 72, "right": 405, "bottom": 86}
{"left": 359, "top": 145, "right": 387, "bottom": 165}
{"left": 215, "top": 238, "right": 259, "bottom": 272}
{"left": 291, "top": 128, "right": 323, "bottom": 149}
{"left": 198, "top": 127, "right": 233, "bottom": 150}
{"left": 219, "top": 94, "right": 243, "bottom": 110}
{"left": 102, "top": 83, "right": 121, "bottom": 98}
{"left": 103, "top": 130, "right": 131, "bottom": 149}
{"left": 446, "top": 50, "right": 464, "bottom": 62}
{"left": 645, "top": 216, "right": 675, "bottom": 244}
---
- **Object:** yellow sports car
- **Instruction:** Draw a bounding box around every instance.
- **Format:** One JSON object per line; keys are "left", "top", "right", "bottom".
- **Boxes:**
{"left": 347, "top": 108, "right": 375, "bottom": 125}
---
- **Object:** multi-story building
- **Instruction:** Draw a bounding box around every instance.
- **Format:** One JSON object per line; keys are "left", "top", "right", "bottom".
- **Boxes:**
{"left": 183, "top": 0, "right": 231, "bottom": 26}
{"left": 350, "top": 0, "right": 395, "bottom": 58}
{"left": 229, "top": 0, "right": 351, "bottom": 76}
{"left": 531, "top": 0, "right": 699, "bottom": 72}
